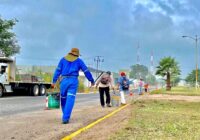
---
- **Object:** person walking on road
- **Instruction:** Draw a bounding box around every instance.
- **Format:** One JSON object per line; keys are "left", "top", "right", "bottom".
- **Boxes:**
{"left": 117, "top": 72, "right": 130, "bottom": 105}
{"left": 52, "top": 48, "right": 95, "bottom": 124}
{"left": 96, "top": 71, "right": 114, "bottom": 108}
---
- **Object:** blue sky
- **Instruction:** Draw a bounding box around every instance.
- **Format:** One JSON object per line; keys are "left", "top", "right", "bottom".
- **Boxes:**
{"left": 1, "top": 0, "right": 200, "bottom": 78}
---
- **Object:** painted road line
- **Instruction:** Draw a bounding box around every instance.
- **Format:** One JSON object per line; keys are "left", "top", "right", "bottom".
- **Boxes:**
{"left": 61, "top": 104, "right": 130, "bottom": 140}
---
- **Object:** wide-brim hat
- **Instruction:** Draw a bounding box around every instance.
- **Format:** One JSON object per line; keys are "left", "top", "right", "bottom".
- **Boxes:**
{"left": 69, "top": 48, "right": 81, "bottom": 56}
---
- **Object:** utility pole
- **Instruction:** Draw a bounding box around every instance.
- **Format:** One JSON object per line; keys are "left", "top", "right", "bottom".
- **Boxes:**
{"left": 136, "top": 43, "right": 141, "bottom": 79}
{"left": 149, "top": 50, "right": 154, "bottom": 84}
{"left": 94, "top": 56, "right": 104, "bottom": 78}
{"left": 150, "top": 51, "right": 154, "bottom": 75}
{"left": 137, "top": 43, "right": 140, "bottom": 65}
{"left": 182, "top": 35, "right": 200, "bottom": 90}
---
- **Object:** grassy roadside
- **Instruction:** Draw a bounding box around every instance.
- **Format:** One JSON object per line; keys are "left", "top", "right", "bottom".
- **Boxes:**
{"left": 151, "top": 86, "right": 200, "bottom": 96}
{"left": 109, "top": 100, "right": 200, "bottom": 140}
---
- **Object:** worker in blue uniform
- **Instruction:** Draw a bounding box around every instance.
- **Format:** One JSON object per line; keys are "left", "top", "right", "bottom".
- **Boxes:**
{"left": 52, "top": 48, "right": 95, "bottom": 124}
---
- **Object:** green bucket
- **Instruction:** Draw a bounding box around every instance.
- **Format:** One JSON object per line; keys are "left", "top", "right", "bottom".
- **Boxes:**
{"left": 48, "top": 92, "right": 60, "bottom": 109}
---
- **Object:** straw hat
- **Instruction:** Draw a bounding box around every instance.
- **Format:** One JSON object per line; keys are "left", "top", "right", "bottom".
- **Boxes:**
{"left": 69, "top": 48, "right": 80, "bottom": 56}
{"left": 65, "top": 48, "right": 80, "bottom": 62}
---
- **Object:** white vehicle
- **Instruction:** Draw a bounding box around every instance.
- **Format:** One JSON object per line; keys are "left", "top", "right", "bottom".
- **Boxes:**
{"left": 0, "top": 57, "right": 51, "bottom": 97}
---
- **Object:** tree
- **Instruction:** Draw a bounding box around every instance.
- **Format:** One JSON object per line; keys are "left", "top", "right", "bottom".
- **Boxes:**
{"left": 156, "top": 57, "right": 181, "bottom": 90}
{"left": 130, "top": 64, "right": 148, "bottom": 80}
{"left": 185, "top": 69, "right": 200, "bottom": 86}
{"left": 0, "top": 16, "right": 20, "bottom": 57}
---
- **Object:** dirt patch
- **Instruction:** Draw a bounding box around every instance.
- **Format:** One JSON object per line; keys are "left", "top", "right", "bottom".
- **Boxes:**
{"left": 0, "top": 105, "right": 117, "bottom": 140}
{"left": 73, "top": 106, "right": 132, "bottom": 140}
{"left": 142, "top": 94, "right": 200, "bottom": 102}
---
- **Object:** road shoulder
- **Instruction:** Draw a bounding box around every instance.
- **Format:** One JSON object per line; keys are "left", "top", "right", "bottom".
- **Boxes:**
{"left": 0, "top": 105, "right": 117, "bottom": 140}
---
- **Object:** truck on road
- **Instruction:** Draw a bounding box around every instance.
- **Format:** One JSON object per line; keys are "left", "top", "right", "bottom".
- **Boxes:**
{"left": 0, "top": 57, "right": 51, "bottom": 97}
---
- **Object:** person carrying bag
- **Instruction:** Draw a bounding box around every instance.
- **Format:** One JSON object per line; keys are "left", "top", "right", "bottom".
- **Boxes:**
{"left": 96, "top": 71, "right": 114, "bottom": 108}
{"left": 117, "top": 72, "right": 130, "bottom": 105}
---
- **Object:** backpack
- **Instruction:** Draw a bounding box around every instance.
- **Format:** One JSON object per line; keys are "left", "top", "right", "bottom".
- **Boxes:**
{"left": 121, "top": 77, "right": 129, "bottom": 90}
{"left": 100, "top": 75, "right": 109, "bottom": 85}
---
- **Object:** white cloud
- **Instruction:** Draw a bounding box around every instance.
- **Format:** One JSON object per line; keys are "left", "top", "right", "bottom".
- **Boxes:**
{"left": 134, "top": 0, "right": 166, "bottom": 15}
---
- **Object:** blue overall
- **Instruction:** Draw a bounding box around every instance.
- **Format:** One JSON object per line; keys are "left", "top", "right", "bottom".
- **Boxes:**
{"left": 53, "top": 57, "right": 94, "bottom": 122}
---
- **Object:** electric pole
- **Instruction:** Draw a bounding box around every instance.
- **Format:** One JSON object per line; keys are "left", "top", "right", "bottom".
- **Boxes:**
{"left": 149, "top": 50, "right": 154, "bottom": 84}
{"left": 136, "top": 43, "right": 141, "bottom": 79}
{"left": 150, "top": 51, "right": 154, "bottom": 74}
{"left": 94, "top": 56, "right": 104, "bottom": 78}
{"left": 182, "top": 35, "right": 200, "bottom": 89}
{"left": 137, "top": 43, "right": 140, "bottom": 65}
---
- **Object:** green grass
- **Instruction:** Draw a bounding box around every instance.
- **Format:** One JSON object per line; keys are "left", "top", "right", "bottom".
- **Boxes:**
{"left": 110, "top": 100, "right": 200, "bottom": 140}
{"left": 151, "top": 86, "right": 200, "bottom": 96}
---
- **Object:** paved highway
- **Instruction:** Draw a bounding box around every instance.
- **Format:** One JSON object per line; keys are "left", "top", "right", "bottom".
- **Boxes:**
{"left": 0, "top": 88, "right": 145, "bottom": 117}
{"left": 0, "top": 93, "right": 100, "bottom": 117}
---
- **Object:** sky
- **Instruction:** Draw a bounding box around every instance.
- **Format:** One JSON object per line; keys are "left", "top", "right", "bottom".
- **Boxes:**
{"left": 0, "top": 0, "right": 200, "bottom": 78}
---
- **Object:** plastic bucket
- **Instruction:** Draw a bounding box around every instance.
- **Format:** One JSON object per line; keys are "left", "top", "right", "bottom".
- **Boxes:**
{"left": 111, "top": 94, "right": 120, "bottom": 107}
{"left": 48, "top": 92, "right": 60, "bottom": 109}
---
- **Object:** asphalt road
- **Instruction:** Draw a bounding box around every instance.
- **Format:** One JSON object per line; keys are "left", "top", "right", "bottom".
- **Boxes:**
{"left": 0, "top": 88, "right": 145, "bottom": 117}
{"left": 0, "top": 93, "right": 100, "bottom": 117}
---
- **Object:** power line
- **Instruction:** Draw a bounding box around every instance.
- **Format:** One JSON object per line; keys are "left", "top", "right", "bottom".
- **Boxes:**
{"left": 94, "top": 56, "right": 104, "bottom": 77}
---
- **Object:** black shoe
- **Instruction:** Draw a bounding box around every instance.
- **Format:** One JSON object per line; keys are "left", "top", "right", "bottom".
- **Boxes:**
{"left": 62, "top": 120, "right": 69, "bottom": 124}
{"left": 107, "top": 104, "right": 112, "bottom": 107}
